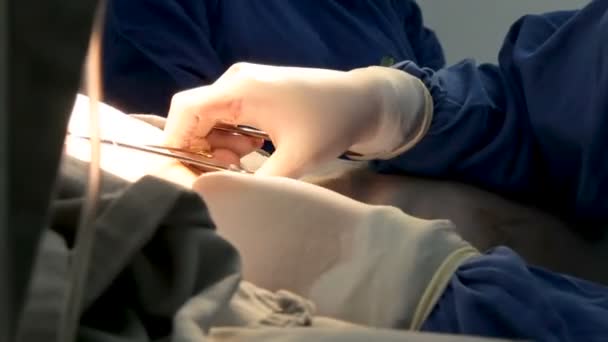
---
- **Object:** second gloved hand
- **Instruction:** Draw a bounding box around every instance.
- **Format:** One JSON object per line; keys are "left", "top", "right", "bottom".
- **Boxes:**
{"left": 165, "top": 62, "right": 433, "bottom": 178}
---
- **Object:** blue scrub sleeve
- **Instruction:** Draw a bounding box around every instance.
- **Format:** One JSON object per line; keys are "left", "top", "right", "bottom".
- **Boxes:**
{"left": 421, "top": 246, "right": 608, "bottom": 341}
{"left": 102, "top": 0, "right": 224, "bottom": 114}
{"left": 401, "top": 1, "right": 445, "bottom": 70}
{"left": 374, "top": 2, "right": 608, "bottom": 227}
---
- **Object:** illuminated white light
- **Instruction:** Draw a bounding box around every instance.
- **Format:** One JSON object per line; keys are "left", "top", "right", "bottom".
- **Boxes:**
{"left": 65, "top": 94, "right": 268, "bottom": 183}
{"left": 65, "top": 94, "right": 177, "bottom": 182}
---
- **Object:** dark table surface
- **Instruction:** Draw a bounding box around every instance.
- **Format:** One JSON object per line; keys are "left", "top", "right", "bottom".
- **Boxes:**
{"left": 307, "top": 162, "right": 608, "bottom": 286}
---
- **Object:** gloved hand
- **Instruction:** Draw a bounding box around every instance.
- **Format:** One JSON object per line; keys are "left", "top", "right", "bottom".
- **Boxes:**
{"left": 165, "top": 62, "right": 433, "bottom": 178}
{"left": 193, "top": 171, "right": 476, "bottom": 329}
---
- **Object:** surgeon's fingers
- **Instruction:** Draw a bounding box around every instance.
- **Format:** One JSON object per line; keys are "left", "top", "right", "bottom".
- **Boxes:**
{"left": 209, "top": 148, "right": 242, "bottom": 168}
{"left": 206, "top": 130, "right": 263, "bottom": 158}
{"left": 165, "top": 85, "right": 245, "bottom": 149}
{"left": 184, "top": 149, "right": 241, "bottom": 173}
{"left": 165, "top": 86, "right": 267, "bottom": 151}
{"left": 254, "top": 144, "right": 311, "bottom": 179}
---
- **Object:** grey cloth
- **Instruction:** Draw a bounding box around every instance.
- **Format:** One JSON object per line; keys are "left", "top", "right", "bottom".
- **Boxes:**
{"left": 211, "top": 281, "right": 319, "bottom": 328}
{"left": 16, "top": 157, "right": 515, "bottom": 342}
{"left": 17, "top": 157, "right": 241, "bottom": 342}
{"left": 174, "top": 281, "right": 518, "bottom": 342}
{"left": 174, "top": 280, "right": 356, "bottom": 342}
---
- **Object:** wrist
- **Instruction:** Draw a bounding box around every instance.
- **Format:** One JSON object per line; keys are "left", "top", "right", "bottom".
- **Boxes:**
{"left": 347, "top": 66, "right": 433, "bottom": 160}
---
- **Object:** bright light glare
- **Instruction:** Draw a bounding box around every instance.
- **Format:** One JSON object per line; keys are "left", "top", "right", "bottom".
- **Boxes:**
{"left": 65, "top": 94, "right": 175, "bottom": 182}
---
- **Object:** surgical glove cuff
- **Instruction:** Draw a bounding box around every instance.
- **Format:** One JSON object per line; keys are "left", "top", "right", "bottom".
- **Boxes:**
{"left": 347, "top": 67, "right": 433, "bottom": 161}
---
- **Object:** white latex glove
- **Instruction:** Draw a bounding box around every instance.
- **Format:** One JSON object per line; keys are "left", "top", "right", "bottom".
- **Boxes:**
{"left": 193, "top": 172, "right": 477, "bottom": 329}
{"left": 165, "top": 63, "right": 433, "bottom": 178}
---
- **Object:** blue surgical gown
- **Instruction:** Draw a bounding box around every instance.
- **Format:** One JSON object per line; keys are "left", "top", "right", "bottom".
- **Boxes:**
{"left": 102, "top": 0, "right": 444, "bottom": 115}
{"left": 380, "top": 1, "right": 608, "bottom": 231}
{"left": 422, "top": 247, "right": 608, "bottom": 341}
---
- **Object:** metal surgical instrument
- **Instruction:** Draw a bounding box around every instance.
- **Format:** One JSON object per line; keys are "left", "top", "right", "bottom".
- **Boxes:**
{"left": 67, "top": 134, "right": 252, "bottom": 174}
{"left": 211, "top": 123, "right": 363, "bottom": 158}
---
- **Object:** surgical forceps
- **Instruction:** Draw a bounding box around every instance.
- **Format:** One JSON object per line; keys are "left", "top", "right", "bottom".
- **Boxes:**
{"left": 212, "top": 123, "right": 364, "bottom": 158}
{"left": 68, "top": 124, "right": 363, "bottom": 174}
{"left": 212, "top": 123, "right": 271, "bottom": 140}
{"left": 67, "top": 133, "right": 253, "bottom": 174}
